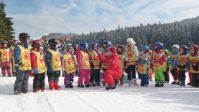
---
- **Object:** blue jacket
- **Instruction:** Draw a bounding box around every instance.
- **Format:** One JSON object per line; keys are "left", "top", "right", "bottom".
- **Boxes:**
{"left": 45, "top": 50, "right": 53, "bottom": 74}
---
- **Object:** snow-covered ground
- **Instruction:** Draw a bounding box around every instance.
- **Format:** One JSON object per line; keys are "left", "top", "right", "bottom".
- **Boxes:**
{"left": 0, "top": 75, "right": 199, "bottom": 112}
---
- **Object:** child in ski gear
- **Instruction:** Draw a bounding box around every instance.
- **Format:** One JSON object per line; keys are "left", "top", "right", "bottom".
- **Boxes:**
{"left": 45, "top": 39, "right": 62, "bottom": 90}
{"left": 99, "top": 47, "right": 123, "bottom": 90}
{"left": 10, "top": 39, "right": 17, "bottom": 76}
{"left": 125, "top": 38, "right": 139, "bottom": 86}
{"left": 163, "top": 49, "right": 170, "bottom": 83}
{"left": 177, "top": 45, "right": 189, "bottom": 86}
{"left": 151, "top": 42, "right": 166, "bottom": 87}
{"left": 88, "top": 42, "right": 101, "bottom": 87}
{"left": 31, "top": 39, "right": 46, "bottom": 92}
{"left": 14, "top": 33, "right": 31, "bottom": 94}
{"left": 170, "top": 44, "right": 180, "bottom": 84}
{"left": 62, "top": 43, "right": 76, "bottom": 88}
{"left": 148, "top": 50, "right": 154, "bottom": 81}
{"left": 0, "top": 41, "right": 12, "bottom": 77}
{"left": 137, "top": 46, "right": 150, "bottom": 87}
{"left": 188, "top": 44, "right": 199, "bottom": 87}
{"left": 117, "top": 45, "right": 125, "bottom": 85}
{"left": 76, "top": 42, "right": 91, "bottom": 88}
{"left": 101, "top": 40, "right": 112, "bottom": 85}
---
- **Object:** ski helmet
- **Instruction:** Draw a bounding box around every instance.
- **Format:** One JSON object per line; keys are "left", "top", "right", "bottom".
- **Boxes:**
{"left": 154, "top": 42, "right": 164, "bottom": 50}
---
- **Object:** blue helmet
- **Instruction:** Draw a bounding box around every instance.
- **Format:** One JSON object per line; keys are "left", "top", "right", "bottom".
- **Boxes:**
{"left": 103, "top": 40, "right": 112, "bottom": 48}
{"left": 79, "top": 42, "right": 88, "bottom": 50}
{"left": 142, "top": 45, "right": 149, "bottom": 51}
{"left": 154, "top": 42, "right": 164, "bottom": 50}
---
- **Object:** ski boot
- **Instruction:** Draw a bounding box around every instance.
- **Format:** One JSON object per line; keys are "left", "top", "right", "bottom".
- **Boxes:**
{"left": 14, "top": 90, "right": 21, "bottom": 95}
{"left": 159, "top": 81, "right": 164, "bottom": 87}
{"left": 155, "top": 82, "right": 160, "bottom": 87}
{"left": 78, "top": 84, "right": 84, "bottom": 88}
{"left": 85, "top": 84, "right": 90, "bottom": 88}
{"left": 179, "top": 81, "right": 185, "bottom": 86}
{"left": 49, "top": 82, "right": 54, "bottom": 90}
{"left": 69, "top": 83, "right": 73, "bottom": 88}
{"left": 54, "top": 82, "right": 61, "bottom": 90}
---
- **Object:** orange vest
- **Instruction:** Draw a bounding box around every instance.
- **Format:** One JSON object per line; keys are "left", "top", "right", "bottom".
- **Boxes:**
{"left": 126, "top": 48, "right": 136, "bottom": 65}
{"left": 152, "top": 51, "right": 164, "bottom": 70}
{"left": 118, "top": 54, "right": 125, "bottom": 69}
{"left": 101, "top": 52, "right": 109, "bottom": 69}
{"left": 138, "top": 63, "right": 148, "bottom": 74}
{"left": 63, "top": 53, "right": 76, "bottom": 74}
{"left": 10, "top": 46, "right": 15, "bottom": 59}
{"left": 178, "top": 55, "right": 188, "bottom": 70}
{"left": 188, "top": 55, "right": 199, "bottom": 73}
{"left": 1, "top": 48, "right": 10, "bottom": 62}
{"left": 31, "top": 51, "right": 46, "bottom": 73}
{"left": 48, "top": 49, "right": 62, "bottom": 71}
{"left": 89, "top": 50, "right": 100, "bottom": 69}
{"left": 18, "top": 45, "right": 31, "bottom": 71}
{"left": 170, "top": 54, "right": 178, "bottom": 62}
{"left": 80, "top": 51, "right": 90, "bottom": 69}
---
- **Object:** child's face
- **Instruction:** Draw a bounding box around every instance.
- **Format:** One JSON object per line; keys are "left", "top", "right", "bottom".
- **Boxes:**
{"left": 189, "top": 47, "right": 194, "bottom": 54}
{"left": 68, "top": 46, "right": 73, "bottom": 51}
{"left": 127, "top": 42, "right": 133, "bottom": 47}
{"left": 117, "top": 47, "right": 122, "bottom": 52}
{"left": 172, "top": 47, "right": 177, "bottom": 52}
{"left": 3, "top": 44, "right": 7, "bottom": 48}
{"left": 179, "top": 48, "right": 184, "bottom": 54}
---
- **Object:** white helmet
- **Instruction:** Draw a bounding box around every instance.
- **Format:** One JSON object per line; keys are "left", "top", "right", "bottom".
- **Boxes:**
{"left": 127, "top": 38, "right": 136, "bottom": 45}
{"left": 172, "top": 44, "right": 180, "bottom": 50}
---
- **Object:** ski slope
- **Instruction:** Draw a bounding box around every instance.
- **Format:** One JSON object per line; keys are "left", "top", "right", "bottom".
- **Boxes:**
{"left": 0, "top": 76, "right": 199, "bottom": 112}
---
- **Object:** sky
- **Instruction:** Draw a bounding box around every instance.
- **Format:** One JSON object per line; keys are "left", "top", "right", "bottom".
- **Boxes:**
{"left": 4, "top": 0, "right": 199, "bottom": 39}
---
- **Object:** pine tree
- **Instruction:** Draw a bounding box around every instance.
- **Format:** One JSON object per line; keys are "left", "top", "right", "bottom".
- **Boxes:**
{"left": 0, "top": 0, "right": 14, "bottom": 41}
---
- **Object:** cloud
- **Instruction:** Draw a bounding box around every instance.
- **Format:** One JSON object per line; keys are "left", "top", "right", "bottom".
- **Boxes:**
{"left": 5, "top": 0, "right": 199, "bottom": 39}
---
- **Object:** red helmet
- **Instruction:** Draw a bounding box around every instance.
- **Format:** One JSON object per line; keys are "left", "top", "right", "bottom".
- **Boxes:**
{"left": 32, "top": 39, "right": 41, "bottom": 48}
{"left": 190, "top": 44, "right": 198, "bottom": 52}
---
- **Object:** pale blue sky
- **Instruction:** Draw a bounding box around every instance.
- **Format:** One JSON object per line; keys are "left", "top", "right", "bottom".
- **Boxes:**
{"left": 4, "top": 0, "right": 199, "bottom": 39}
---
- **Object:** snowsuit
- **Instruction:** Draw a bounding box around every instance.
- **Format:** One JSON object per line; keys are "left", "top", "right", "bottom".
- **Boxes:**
{"left": 188, "top": 54, "right": 199, "bottom": 87}
{"left": 163, "top": 56, "right": 170, "bottom": 82}
{"left": 152, "top": 51, "right": 166, "bottom": 82}
{"left": 88, "top": 50, "right": 101, "bottom": 86}
{"left": 126, "top": 47, "right": 138, "bottom": 81}
{"left": 45, "top": 48, "right": 62, "bottom": 90}
{"left": 0, "top": 48, "right": 12, "bottom": 76}
{"left": 137, "top": 53, "right": 150, "bottom": 86}
{"left": 170, "top": 53, "right": 180, "bottom": 82}
{"left": 14, "top": 44, "right": 31, "bottom": 93}
{"left": 62, "top": 51, "right": 76, "bottom": 87}
{"left": 99, "top": 53, "right": 123, "bottom": 86}
{"left": 76, "top": 50, "right": 91, "bottom": 86}
{"left": 31, "top": 48, "right": 46, "bottom": 90}
{"left": 101, "top": 49, "right": 109, "bottom": 85}
{"left": 177, "top": 54, "right": 188, "bottom": 86}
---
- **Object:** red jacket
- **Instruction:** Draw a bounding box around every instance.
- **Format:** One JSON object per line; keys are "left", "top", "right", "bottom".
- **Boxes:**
{"left": 99, "top": 53, "right": 123, "bottom": 75}
{"left": 30, "top": 48, "right": 38, "bottom": 69}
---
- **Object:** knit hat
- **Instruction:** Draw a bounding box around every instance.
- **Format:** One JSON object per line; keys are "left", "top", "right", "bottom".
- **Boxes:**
{"left": 127, "top": 38, "right": 136, "bottom": 45}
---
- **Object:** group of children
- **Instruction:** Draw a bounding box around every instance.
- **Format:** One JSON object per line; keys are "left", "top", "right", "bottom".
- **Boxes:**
{"left": 0, "top": 32, "right": 198, "bottom": 95}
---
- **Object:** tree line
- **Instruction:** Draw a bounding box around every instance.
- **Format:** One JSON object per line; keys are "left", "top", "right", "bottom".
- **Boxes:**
{"left": 70, "top": 16, "right": 199, "bottom": 49}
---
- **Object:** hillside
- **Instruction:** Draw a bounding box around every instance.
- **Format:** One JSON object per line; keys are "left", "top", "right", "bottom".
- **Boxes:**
{"left": 71, "top": 16, "right": 199, "bottom": 48}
